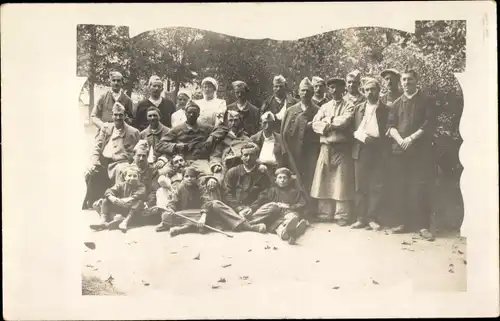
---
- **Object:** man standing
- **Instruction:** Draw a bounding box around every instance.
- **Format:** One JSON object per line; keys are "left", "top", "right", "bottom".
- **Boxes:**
{"left": 386, "top": 69, "right": 436, "bottom": 241}
{"left": 312, "top": 76, "right": 329, "bottom": 106}
{"left": 350, "top": 78, "right": 390, "bottom": 231}
{"left": 281, "top": 77, "right": 320, "bottom": 212}
{"left": 90, "top": 71, "right": 134, "bottom": 131}
{"left": 139, "top": 106, "right": 170, "bottom": 170}
{"left": 83, "top": 103, "right": 140, "bottom": 209}
{"left": 224, "top": 81, "right": 261, "bottom": 136}
{"left": 344, "top": 70, "right": 366, "bottom": 107}
{"left": 380, "top": 68, "right": 403, "bottom": 107}
{"left": 134, "top": 75, "right": 176, "bottom": 131}
{"left": 210, "top": 110, "right": 252, "bottom": 173}
{"left": 261, "top": 75, "right": 298, "bottom": 131}
{"left": 311, "top": 78, "right": 355, "bottom": 225}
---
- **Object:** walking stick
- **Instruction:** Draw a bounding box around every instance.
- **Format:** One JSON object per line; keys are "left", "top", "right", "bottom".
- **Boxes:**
{"left": 170, "top": 211, "right": 234, "bottom": 238}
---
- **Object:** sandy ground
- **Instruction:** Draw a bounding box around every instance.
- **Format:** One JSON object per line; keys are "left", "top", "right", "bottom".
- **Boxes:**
{"left": 82, "top": 209, "right": 466, "bottom": 296}
{"left": 81, "top": 118, "right": 466, "bottom": 298}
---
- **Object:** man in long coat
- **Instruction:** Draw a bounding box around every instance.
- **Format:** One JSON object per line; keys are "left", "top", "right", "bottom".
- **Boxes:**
{"left": 386, "top": 69, "right": 436, "bottom": 241}
{"left": 261, "top": 75, "right": 299, "bottom": 132}
{"left": 311, "top": 78, "right": 355, "bottom": 225}
{"left": 224, "top": 81, "right": 261, "bottom": 136}
{"left": 350, "top": 78, "right": 390, "bottom": 231}
{"left": 380, "top": 68, "right": 403, "bottom": 108}
{"left": 281, "top": 77, "right": 320, "bottom": 218}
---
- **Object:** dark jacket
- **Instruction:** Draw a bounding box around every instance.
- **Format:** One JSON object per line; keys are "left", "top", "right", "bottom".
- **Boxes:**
{"left": 224, "top": 101, "right": 261, "bottom": 136}
{"left": 134, "top": 97, "right": 176, "bottom": 131}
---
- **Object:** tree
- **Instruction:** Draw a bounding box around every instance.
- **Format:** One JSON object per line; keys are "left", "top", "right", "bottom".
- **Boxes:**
{"left": 77, "top": 24, "right": 130, "bottom": 117}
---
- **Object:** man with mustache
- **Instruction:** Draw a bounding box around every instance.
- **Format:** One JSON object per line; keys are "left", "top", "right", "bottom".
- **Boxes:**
{"left": 224, "top": 81, "right": 261, "bottom": 136}
{"left": 312, "top": 76, "right": 330, "bottom": 106}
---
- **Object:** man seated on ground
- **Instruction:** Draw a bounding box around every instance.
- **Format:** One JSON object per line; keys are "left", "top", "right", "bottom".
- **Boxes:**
{"left": 210, "top": 110, "right": 253, "bottom": 174}
{"left": 250, "top": 111, "right": 287, "bottom": 176}
{"left": 155, "top": 166, "right": 212, "bottom": 236}
{"left": 155, "top": 100, "right": 228, "bottom": 193}
{"left": 89, "top": 165, "right": 146, "bottom": 233}
{"left": 112, "top": 140, "right": 160, "bottom": 225}
{"left": 249, "top": 167, "right": 308, "bottom": 245}
{"left": 201, "top": 143, "right": 272, "bottom": 233}
{"left": 83, "top": 102, "right": 140, "bottom": 210}
{"left": 139, "top": 106, "right": 170, "bottom": 171}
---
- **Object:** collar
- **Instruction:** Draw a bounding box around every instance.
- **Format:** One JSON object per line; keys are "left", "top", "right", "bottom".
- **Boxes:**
{"left": 236, "top": 100, "right": 248, "bottom": 111}
{"left": 113, "top": 124, "right": 127, "bottom": 138}
{"left": 111, "top": 89, "right": 122, "bottom": 99}
{"left": 148, "top": 96, "right": 162, "bottom": 106}
{"left": 262, "top": 131, "right": 275, "bottom": 140}
{"left": 313, "top": 94, "right": 325, "bottom": 102}
{"left": 243, "top": 164, "right": 257, "bottom": 173}
{"left": 403, "top": 89, "right": 419, "bottom": 100}
{"left": 184, "top": 122, "right": 200, "bottom": 132}
{"left": 146, "top": 123, "right": 165, "bottom": 135}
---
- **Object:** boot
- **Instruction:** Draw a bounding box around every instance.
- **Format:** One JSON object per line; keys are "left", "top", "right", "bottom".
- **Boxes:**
{"left": 350, "top": 220, "right": 366, "bottom": 229}
{"left": 294, "top": 219, "right": 308, "bottom": 238}
{"left": 250, "top": 223, "right": 267, "bottom": 234}
{"left": 89, "top": 216, "right": 108, "bottom": 231}
{"left": 170, "top": 225, "right": 193, "bottom": 237}
{"left": 155, "top": 222, "right": 170, "bottom": 232}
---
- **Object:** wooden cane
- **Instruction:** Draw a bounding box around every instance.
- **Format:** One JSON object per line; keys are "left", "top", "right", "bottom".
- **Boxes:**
{"left": 170, "top": 211, "right": 234, "bottom": 238}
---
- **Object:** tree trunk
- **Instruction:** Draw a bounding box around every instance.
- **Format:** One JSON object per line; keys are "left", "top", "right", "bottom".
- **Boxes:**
{"left": 88, "top": 25, "right": 97, "bottom": 123}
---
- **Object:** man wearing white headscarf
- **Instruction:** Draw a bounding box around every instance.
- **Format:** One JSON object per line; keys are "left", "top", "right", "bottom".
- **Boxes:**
{"left": 194, "top": 77, "right": 227, "bottom": 126}
{"left": 91, "top": 71, "right": 134, "bottom": 131}
{"left": 171, "top": 89, "right": 191, "bottom": 128}
{"left": 134, "top": 75, "right": 176, "bottom": 131}
{"left": 261, "top": 75, "right": 299, "bottom": 132}
{"left": 311, "top": 77, "right": 355, "bottom": 225}
{"left": 281, "top": 77, "right": 320, "bottom": 218}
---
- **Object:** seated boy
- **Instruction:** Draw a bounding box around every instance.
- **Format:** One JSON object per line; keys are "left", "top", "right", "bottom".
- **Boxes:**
{"left": 249, "top": 167, "right": 308, "bottom": 244}
{"left": 155, "top": 166, "right": 212, "bottom": 236}
{"left": 89, "top": 165, "right": 146, "bottom": 233}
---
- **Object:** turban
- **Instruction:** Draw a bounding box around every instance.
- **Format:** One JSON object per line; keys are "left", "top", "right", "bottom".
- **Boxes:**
{"left": 346, "top": 69, "right": 362, "bottom": 82}
{"left": 112, "top": 102, "right": 126, "bottom": 113}
{"left": 261, "top": 111, "right": 276, "bottom": 123}
{"left": 380, "top": 68, "right": 401, "bottom": 79}
{"left": 182, "top": 166, "right": 199, "bottom": 177}
{"left": 299, "top": 77, "right": 313, "bottom": 91}
{"left": 273, "top": 75, "right": 286, "bottom": 86}
{"left": 362, "top": 77, "right": 381, "bottom": 88}
{"left": 185, "top": 100, "right": 200, "bottom": 111}
{"left": 240, "top": 142, "right": 260, "bottom": 155}
{"left": 109, "top": 71, "right": 123, "bottom": 79}
{"left": 146, "top": 106, "right": 162, "bottom": 117}
{"left": 177, "top": 89, "right": 191, "bottom": 99}
{"left": 148, "top": 75, "right": 162, "bottom": 86}
{"left": 312, "top": 76, "right": 325, "bottom": 86}
{"left": 134, "top": 140, "right": 149, "bottom": 154}
{"left": 232, "top": 80, "right": 249, "bottom": 91}
{"left": 326, "top": 77, "right": 346, "bottom": 87}
{"left": 201, "top": 77, "right": 219, "bottom": 90}
{"left": 227, "top": 109, "right": 243, "bottom": 119}
{"left": 275, "top": 167, "right": 293, "bottom": 177}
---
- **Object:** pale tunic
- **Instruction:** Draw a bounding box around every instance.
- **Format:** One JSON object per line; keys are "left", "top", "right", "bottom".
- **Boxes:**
{"left": 194, "top": 98, "right": 227, "bottom": 126}
{"left": 171, "top": 109, "right": 186, "bottom": 128}
{"left": 310, "top": 99, "right": 355, "bottom": 201}
{"left": 258, "top": 133, "right": 277, "bottom": 166}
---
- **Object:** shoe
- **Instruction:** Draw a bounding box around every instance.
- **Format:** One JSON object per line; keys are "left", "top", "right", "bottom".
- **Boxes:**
{"left": 419, "top": 229, "right": 435, "bottom": 241}
{"left": 279, "top": 230, "right": 290, "bottom": 241}
{"left": 251, "top": 223, "right": 267, "bottom": 234}
{"left": 287, "top": 236, "right": 296, "bottom": 245}
{"left": 337, "top": 219, "right": 349, "bottom": 227}
{"left": 368, "top": 221, "right": 382, "bottom": 231}
{"left": 89, "top": 223, "right": 107, "bottom": 231}
{"left": 390, "top": 225, "right": 406, "bottom": 234}
{"left": 283, "top": 216, "right": 299, "bottom": 235}
{"left": 106, "top": 220, "right": 121, "bottom": 230}
{"left": 316, "top": 213, "right": 335, "bottom": 222}
{"left": 350, "top": 220, "right": 366, "bottom": 229}
{"left": 170, "top": 226, "right": 182, "bottom": 237}
{"left": 295, "top": 219, "right": 308, "bottom": 238}
{"left": 155, "top": 223, "right": 170, "bottom": 232}
{"left": 118, "top": 221, "right": 128, "bottom": 233}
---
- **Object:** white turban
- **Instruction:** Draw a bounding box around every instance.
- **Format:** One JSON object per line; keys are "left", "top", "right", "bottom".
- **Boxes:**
{"left": 148, "top": 75, "right": 162, "bottom": 86}
{"left": 201, "top": 77, "right": 219, "bottom": 90}
{"left": 273, "top": 75, "right": 286, "bottom": 86}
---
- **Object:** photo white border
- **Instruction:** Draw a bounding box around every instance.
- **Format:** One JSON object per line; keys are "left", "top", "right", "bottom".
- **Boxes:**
{"left": 2, "top": 2, "right": 498, "bottom": 319}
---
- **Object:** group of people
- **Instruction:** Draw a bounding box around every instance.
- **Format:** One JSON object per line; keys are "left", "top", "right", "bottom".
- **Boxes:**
{"left": 83, "top": 66, "right": 437, "bottom": 244}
